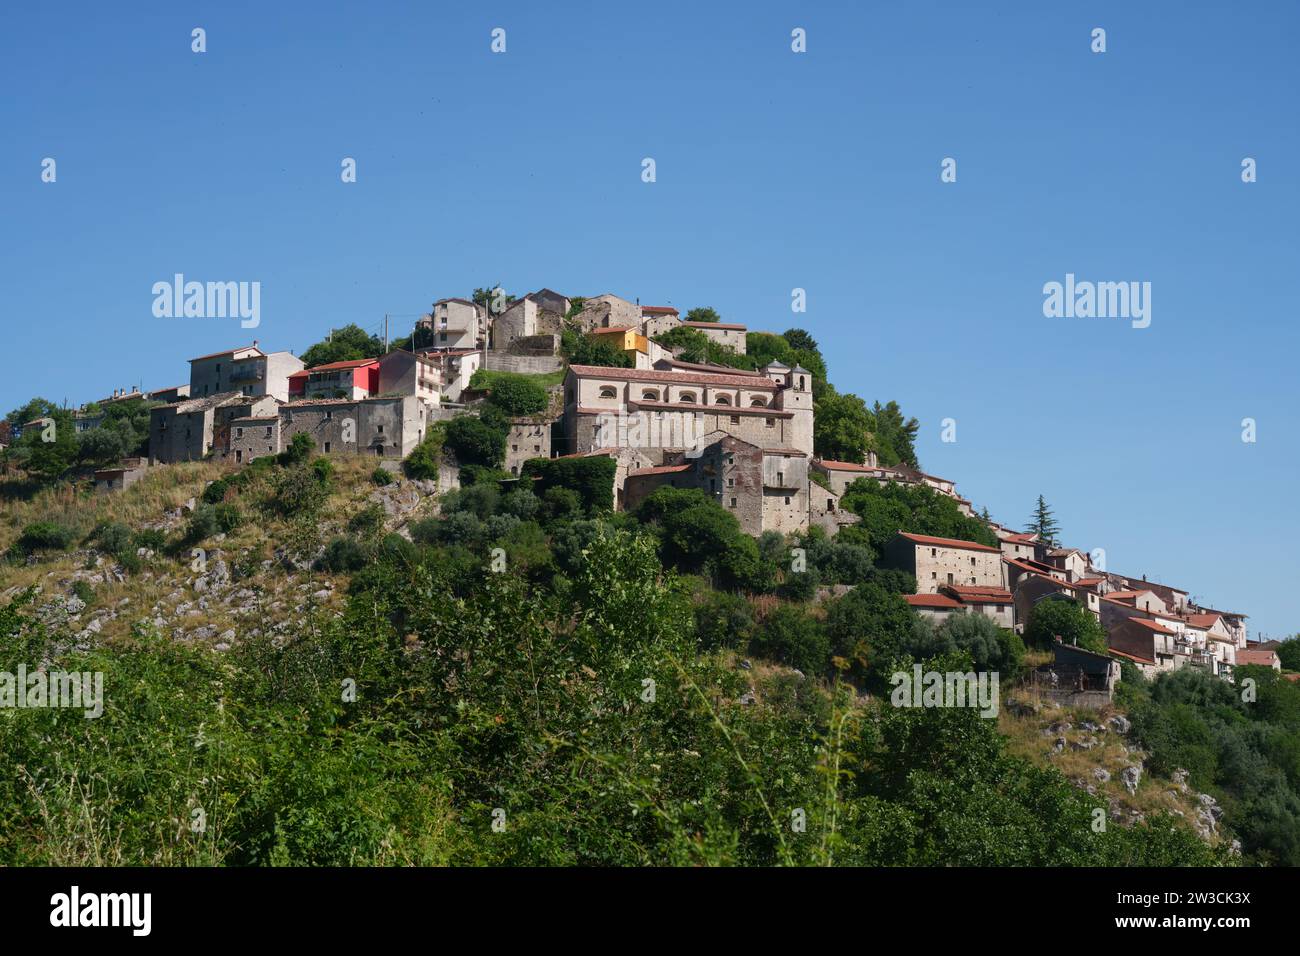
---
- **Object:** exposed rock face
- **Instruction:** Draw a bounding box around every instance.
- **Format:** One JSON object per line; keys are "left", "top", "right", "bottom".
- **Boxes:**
{"left": 1108, "top": 714, "right": 1132, "bottom": 735}
{"left": 1120, "top": 764, "right": 1142, "bottom": 795}
{"left": 1093, "top": 767, "right": 1111, "bottom": 783}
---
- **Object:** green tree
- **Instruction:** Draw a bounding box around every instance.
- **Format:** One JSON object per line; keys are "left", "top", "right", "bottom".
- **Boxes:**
{"left": 1024, "top": 597, "right": 1105, "bottom": 652}
{"left": 814, "top": 387, "right": 874, "bottom": 464}
{"left": 1026, "top": 494, "right": 1061, "bottom": 547}
{"left": 684, "top": 306, "right": 721, "bottom": 323}
{"left": 300, "top": 324, "right": 383, "bottom": 368}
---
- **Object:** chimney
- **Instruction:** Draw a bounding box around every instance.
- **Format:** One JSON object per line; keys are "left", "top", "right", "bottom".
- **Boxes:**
{"left": 252, "top": 339, "right": 259, "bottom": 349}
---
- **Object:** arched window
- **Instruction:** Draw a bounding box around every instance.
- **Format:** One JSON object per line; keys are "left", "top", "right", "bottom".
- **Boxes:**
{"left": 679, "top": 391, "right": 697, "bottom": 404}
{"left": 641, "top": 389, "right": 659, "bottom": 401}
{"left": 599, "top": 386, "right": 617, "bottom": 399}
{"left": 749, "top": 396, "right": 767, "bottom": 407}
{"left": 798, "top": 376, "right": 806, "bottom": 390}
{"left": 714, "top": 394, "right": 732, "bottom": 406}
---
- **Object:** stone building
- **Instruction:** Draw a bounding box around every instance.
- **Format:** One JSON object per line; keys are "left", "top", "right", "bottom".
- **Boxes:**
{"left": 571, "top": 294, "right": 642, "bottom": 333}
{"left": 505, "top": 417, "right": 553, "bottom": 477}
{"left": 149, "top": 392, "right": 280, "bottom": 463}
{"left": 188, "top": 342, "right": 304, "bottom": 402}
{"left": 681, "top": 321, "right": 747, "bottom": 354}
{"left": 639, "top": 305, "right": 680, "bottom": 339}
{"left": 94, "top": 458, "right": 148, "bottom": 493}
{"left": 620, "top": 432, "right": 857, "bottom": 536}
{"left": 492, "top": 292, "right": 567, "bottom": 352}
{"left": 416, "top": 349, "right": 482, "bottom": 403}
{"left": 890, "top": 532, "right": 1006, "bottom": 594}
{"left": 228, "top": 396, "right": 430, "bottom": 463}
{"left": 906, "top": 583, "right": 1015, "bottom": 630}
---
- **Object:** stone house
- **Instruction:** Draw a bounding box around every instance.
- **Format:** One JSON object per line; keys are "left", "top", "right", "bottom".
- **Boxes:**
{"left": 492, "top": 293, "right": 567, "bottom": 352}
{"left": 188, "top": 342, "right": 304, "bottom": 402}
{"left": 680, "top": 321, "right": 747, "bottom": 354}
{"left": 809, "top": 456, "right": 884, "bottom": 496}
{"left": 94, "top": 457, "right": 148, "bottom": 493}
{"left": 905, "top": 585, "right": 1015, "bottom": 630}
{"left": 149, "top": 392, "right": 279, "bottom": 463}
{"left": 1046, "top": 547, "right": 1089, "bottom": 581}
{"left": 998, "top": 531, "right": 1040, "bottom": 563}
{"left": 639, "top": 305, "right": 680, "bottom": 339}
{"left": 620, "top": 432, "right": 854, "bottom": 536}
{"left": 572, "top": 294, "right": 642, "bottom": 333}
{"left": 890, "top": 532, "right": 1005, "bottom": 595}
{"left": 229, "top": 396, "right": 429, "bottom": 463}
{"left": 505, "top": 417, "right": 553, "bottom": 477}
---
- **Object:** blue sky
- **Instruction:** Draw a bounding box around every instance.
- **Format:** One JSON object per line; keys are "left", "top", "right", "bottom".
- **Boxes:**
{"left": 2, "top": 1, "right": 1296, "bottom": 636}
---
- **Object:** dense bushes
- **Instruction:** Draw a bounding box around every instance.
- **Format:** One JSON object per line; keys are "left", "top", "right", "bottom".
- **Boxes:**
{"left": 841, "top": 477, "right": 998, "bottom": 553}
{"left": 521, "top": 455, "right": 617, "bottom": 514}
{"left": 1123, "top": 665, "right": 1300, "bottom": 865}
{"left": 12, "top": 521, "right": 75, "bottom": 556}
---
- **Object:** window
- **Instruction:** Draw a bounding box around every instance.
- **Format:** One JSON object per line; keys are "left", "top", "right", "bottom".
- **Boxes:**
{"left": 784, "top": 496, "right": 791, "bottom": 505}
{"left": 798, "top": 375, "right": 806, "bottom": 390}
{"left": 947, "top": 573, "right": 954, "bottom": 584}
{"left": 324, "top": 442, "right": 331, "bottom": 453}
{"left": 599, "top": 386, "right": 617, "bottom": 399}
{"left": 729, "top": 498, "right": 737, "bottom": 508}
{"left": 236, "top": 427, "right": 243, "bottom": 438}
{"left": 727, "top": 477, "right": 734, "bottom": 488}
{"left": 377, "top": 424, "right": 384, "bottom": 434}
{"left": 750, "top": 396, "right": 767, "bottom": 407}
{"left": 765, "top": 418, "right": 775, "bottom": 428}
{"left": 679, "top": 392, "right": 697, "bottom": 404}
{"left": 931, "top": 548, "right": 937, "bottom": 557}
{"left": 641, "top": 390, "right": 659, "bottom": 401}
{"left": 730, "top": 415, "right": 740, "bottom": 425}
{"left": 324, "top": 411, "right": 332, "bottom": 420}
{"left": 264, "top": 426, "right": 272, "bottom": 437}
{"left": 714, "top": 395, "right": 731, "bottom": 406}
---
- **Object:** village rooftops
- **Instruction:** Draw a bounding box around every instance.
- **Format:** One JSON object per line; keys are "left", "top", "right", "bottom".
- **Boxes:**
{"left": 160, "top": 391, "right": 262, "bottom": 413}
{"left": 898, "top": 531, "right": 1001, "bottom": 554}
{"left": 432, "top": 297, "right": 480, "bottom": 308}
{"left": 682, "top": 321, "right": 747, "bottom": 330}
{"left": 1108, "top": 647, "right": 1156, "bottom": 666}
{"left": 567, "top": 364, "right": 777, "bottom": 389}
{"left": 1106, "top": 589, "right": 1159, "bottom": 602}
{"left": 641, "top": 305, "right": 678, "bottom": 314}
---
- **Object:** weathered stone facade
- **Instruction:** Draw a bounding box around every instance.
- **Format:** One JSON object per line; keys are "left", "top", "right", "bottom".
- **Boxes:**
{"left": 505, "top": 418, "right": 553, "bottom": 477}
{"left": 891, "top": 532, "right": 1006, "bottom": 594}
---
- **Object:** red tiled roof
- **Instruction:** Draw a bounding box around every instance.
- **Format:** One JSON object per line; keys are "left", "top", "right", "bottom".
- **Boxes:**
{"left": 1236, "top": 649, "right": 1279, "bottom": 667}
{"left": 641, "top": 306, "right": 678, "bottom": 314}
{"left": 814, "top": 459, "right": 876, "bottom": 472}
{"left": 568, "top": 365, "right": 776, "bottom": 389}
{"left": 681, "top": 321, "right": 747, "bottom": 331}
{"left": 592, "top": 326, "right": 635, "bottom": 334}
{"left": 304, "top": 358, "right": 379, "bottom": 372}
{"left": 1106, "top": 589, "right": 1156, "bottom": 602}
{"left": 1074, "top": 577, "right": 1104, "bottom": 587}
{"left": 946, "top": 585, "right": 1013, "bottom": 603}
{"left": 1184, "top": 613, "right": 1222, "bottom": 629}
{"left": 898, "top": 532, "right": 1000, "bottom": 554}
{"left": 905, "top": 593, "right": 962, "bottom": 609}
{"left": 1127, "top": 618, "right": 1179, "bottom": 636}
{"left": 627, "top": 464, "right": 693, "bottom": 478}
{"left": 1000, "top": 532, "right": 1038, "bottom": 545}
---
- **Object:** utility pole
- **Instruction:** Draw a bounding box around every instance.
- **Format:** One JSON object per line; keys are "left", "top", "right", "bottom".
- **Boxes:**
{"left": 384, "top": 314, "right": 389, "bottom": 353}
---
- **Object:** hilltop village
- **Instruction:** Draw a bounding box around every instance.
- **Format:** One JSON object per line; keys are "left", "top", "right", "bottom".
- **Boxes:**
{"left": 4, "top": 288, "right": 1267, "bottom": 685}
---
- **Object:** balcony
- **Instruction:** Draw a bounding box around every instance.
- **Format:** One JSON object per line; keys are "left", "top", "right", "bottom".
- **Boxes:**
{"left": 229, "top": 365, "right": 264, "bottom": 383}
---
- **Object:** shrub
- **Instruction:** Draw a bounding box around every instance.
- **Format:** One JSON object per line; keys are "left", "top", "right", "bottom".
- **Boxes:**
{"left": 751, "top": 605, "right": 831, "bottom": 674}
{"left": 521, "top": 456, "right": 617, "bottom": 514}
{"left": 694, "top": 592, "right": 756, "bottom": 651}
{"left": 445, "top": 414, "right": 507, "bottom": 469}
{"left": 484, "top": 374, "right": 547, "bottom": 416}
{"left": 347, "top": 503, "right": 386, "bottom": 538}
{"left": 1024, "top": 597, "right": 1106, "bottom": 652}
{"left": 278, "top": 432, "right": 315, "bottom": 466}
{"left": 371, "top": 466, "right": 394, "bottom": 486}
{"left": 202, "top": 477, "right": 233, "bottom": 504}
{"left": 266, "top": 467, "right": 328, "bottom": 519}
{"left": 15, "top": 522, "right": 75, "bottom": 555}
{"left": 70, "top": 580, "right": 95, "bottom": 605}
{"left": 318, "top": 536, "right": 370, "bottom": 573}
{"left": 403, "top": 424, "right": 446, "bottom": 480}
{"left": 133, "top": 528, "right": 166, "bottom": 552}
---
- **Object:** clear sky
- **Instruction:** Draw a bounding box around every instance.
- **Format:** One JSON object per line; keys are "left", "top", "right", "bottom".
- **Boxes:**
{"left": 2, "top": 1, "right": 1296, "bottom": 636}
